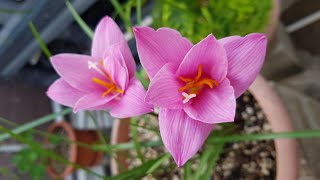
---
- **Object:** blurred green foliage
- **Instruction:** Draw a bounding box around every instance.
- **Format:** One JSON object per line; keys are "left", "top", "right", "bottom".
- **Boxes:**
{"left": 12, "top": 132, "right": 47, "bottom": 180}
{"left": 153, "top": 0, "right": 272, "bottom": 43}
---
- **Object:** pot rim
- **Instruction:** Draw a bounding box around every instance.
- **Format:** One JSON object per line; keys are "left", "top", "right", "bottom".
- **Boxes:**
{"left": 46, "top": 121, "right": 77, "bottom": 178}
{"left": 248, "top": 75, "right": 299, "bottom": 180}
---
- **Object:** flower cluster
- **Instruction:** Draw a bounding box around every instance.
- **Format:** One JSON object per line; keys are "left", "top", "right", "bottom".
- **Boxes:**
{"left": 47, "top": 16, "right": 267, "bottom": 166}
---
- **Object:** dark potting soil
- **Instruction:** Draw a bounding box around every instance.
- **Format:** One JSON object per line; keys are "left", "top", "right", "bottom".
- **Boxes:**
{"left": 50, "top": 127, "right": 71, "bottom": 174}
{"left": 212, "top": 92, "right": 276, "bottom": 180}
{"left": 128, "top": 91, "right": 276, "bottom": 180}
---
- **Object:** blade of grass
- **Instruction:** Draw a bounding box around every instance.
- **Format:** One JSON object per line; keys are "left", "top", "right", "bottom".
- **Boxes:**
{"left": 131, "top": 117, "right": 145, "bottom": 163}
{"left": 209, "top": 129, "right": 320, "bottom": 143}
{"left": 110, "top": 0, "right": 132, "bottom": 34}
{"left": 0, "top": 8, "right": 29, "bottom": 14}
{"left": 136, "top": 0, "right": 142, "bottom": 25}
{"left": 130, "top": 123, "right": 159, "bottom": 134}
{"left": 183, "top": 160, "right": 192, "bottom": 180}
{"left": 194, "top": 145, "right": 215, "bottom": 180}
{"left": 29, "top": 21, "right": 52, "bottom": 59}
{"left": 0, "top": 116, "right": 100, "bottom": 151}
{"left": 0, "top": 126, "right": 105, "bottom": 179}
{"left": 65, "top": 0, "right": 94, "bottom": 39}
{"left": 93, "top": 140, "right": 163, "bottom": 152}
{"left": 111, "top": 154, "right": 169, "bottom": 180}
{"left": 86, "top": 112, "right": 108, "bottom": 145}
{"left": 0, "top": 108, "right": 72, "bottom": 142}
{"left": 146, "top": 153, "right": 170, "bottom": 174}
{"left": 200, "top": 143, "right": 224, "bottom": 179}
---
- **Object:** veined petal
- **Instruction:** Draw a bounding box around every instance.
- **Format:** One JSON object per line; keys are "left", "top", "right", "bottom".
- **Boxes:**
{"left": 177, "top": 34, "right": 228, "bottom": 83}
{"left": 133, "top": 27, "right": 193, "bottom": 79}
{"left": 159, "top": 108, "right": 214, "bottom": 167}
{"left": 47, "top": 78, "right": 85, "bottom": 107}
{"left": 74, "top": 92, "right": 118, "bottom": 113}
{"left": 110, "top": 77, "right": 153, "bottom": 118}
{"left": 92, "top": 16, "right": 136, "bottom": 77}
{"left": 184, "top": 79, "right": 236, "bottom": 124}
{"left": 145, "top": 63, "right": 184, "bottom": 109}
{"left": 103, "top": 50, "right": 129, "bottom": 90}
{"left": 219, "top": 33, "right": 267, "bottom": 97}
{"left": 51, "top": 53, "right": 105, "bottom": 92}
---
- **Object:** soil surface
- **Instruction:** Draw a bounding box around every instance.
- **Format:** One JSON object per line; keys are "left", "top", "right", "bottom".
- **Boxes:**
{"left": 128, "top": 91, "right": 276, "bottom": 180}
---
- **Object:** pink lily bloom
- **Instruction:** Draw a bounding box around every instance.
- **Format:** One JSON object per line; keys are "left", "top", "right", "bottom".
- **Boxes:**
{"left": 47, "top": 16, "right": 153, "bottom": 118}
{"left": 134, "top": 27, "right": 267, "bottom": 166}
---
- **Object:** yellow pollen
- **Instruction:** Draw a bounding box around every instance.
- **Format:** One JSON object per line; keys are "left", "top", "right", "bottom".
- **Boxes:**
{"left": 92, "top": 76, "right": 123, "bottom": 98}
{"left": 178, "top": 64, "right": 219, "bottom": 97}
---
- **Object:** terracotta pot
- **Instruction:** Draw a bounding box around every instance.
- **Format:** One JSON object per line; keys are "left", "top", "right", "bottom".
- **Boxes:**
{"left": 46, "top": 121, "right": 103, "bottom": 179}
{"left": 110, "top": 75, "right": 299, "bottom": 180}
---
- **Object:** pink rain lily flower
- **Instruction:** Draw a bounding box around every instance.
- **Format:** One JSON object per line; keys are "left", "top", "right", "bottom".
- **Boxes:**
{"left": 134, "top": 27, "right": 267, "bottom": 166}
{"left": 47, "top": 16, "right": 153, "bottom": 118}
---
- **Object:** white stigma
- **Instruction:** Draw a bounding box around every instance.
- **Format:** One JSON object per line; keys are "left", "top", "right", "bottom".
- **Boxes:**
{"left": 88, "top": 61, "right": 97, "bottom": 69}
{"left": 182, "top": 92, "right": 196, "bottom": 104}
{"left": 88, "top": 60, "right": 105, "bottom": 76}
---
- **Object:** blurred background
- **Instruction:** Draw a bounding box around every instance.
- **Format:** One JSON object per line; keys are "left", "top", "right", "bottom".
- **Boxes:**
{"left": 0, "top": 0, "right": 319, "bottom": 179}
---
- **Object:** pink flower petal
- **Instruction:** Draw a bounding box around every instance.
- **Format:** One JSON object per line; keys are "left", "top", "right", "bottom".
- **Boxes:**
{"left": 159, "top": 108, "right": 214, "bottom": 167}
{"left": 47, "top": 78, "right": 85, "bottom": 107}
{"left": 177, "top": 34, "right": 228, "bottom": 83}
{"left": 218, "top": 33, "right": 267, "bottom": 97}
{"left": 92, "top": 16, "right": 136, "bottom": 77}
{"left": 110, "top": 77, "right": 153, "bottom": 118}
{"left": 74, "top": 92, "right": 118, "bottom": 113}
{"left": 184, "top": 79, "right": 236, "bottom": 124}
{"left": 51, "top": 53, "right": 105, "bottom": 92}
{"left": 103, "top": 50, "right": 129, "bottom": 90}
{"left": 145, "top": 63, "right": 184, "bottom": 109}
{"left": 133, "top": 27, "right": 193, "bottom": 79}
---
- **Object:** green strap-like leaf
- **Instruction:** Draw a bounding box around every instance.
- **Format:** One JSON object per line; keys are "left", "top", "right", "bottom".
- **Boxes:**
{"left": 112, "top": 154, "right": 170, "bottom": 180}
{"left": 208, "top": 129, "right": 320, "bottom": 143}
{"left": 65, "top": 0, "right": 94, "bottom": 39}
{"left": 200, "top": 143, "right": 224, "bottom": 179}
{"left": 0, "top": 108, "right": 72, "bottom": 142}
{"left": 131, "top": 117, "right": 145, "bottom": 163}
{"left": 29, "top": 21, "right": 52, "bottom": 59}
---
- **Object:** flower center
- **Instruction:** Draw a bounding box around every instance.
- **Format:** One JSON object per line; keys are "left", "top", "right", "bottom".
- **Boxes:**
{"left": 178, "top": 64, "right": 219, "bottom": 103}
{"left": 88, "top": 60, "right": 123, "bottom": 97}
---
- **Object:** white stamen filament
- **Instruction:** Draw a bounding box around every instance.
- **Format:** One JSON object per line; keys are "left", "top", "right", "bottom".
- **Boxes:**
{"left": 88, "top": 61, "right": 105, "bottom": 76}
{"left": 182, "top": 92, "right": 196, "bottom": 104}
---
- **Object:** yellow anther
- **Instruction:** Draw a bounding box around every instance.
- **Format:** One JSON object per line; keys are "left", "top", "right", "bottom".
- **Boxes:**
{"left": 178, "top": 64, "right": 219, "bottom": 100}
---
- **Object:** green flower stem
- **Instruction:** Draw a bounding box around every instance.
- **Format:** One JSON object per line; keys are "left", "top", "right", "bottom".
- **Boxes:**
{"left": 0, "top": 108, "right": 72, "bottom": 142}
{"left": 65, "top": 0, "right": 94, "bottom": 39}
{"left": 209, "top": 129, "right": 320, "bottom": 143}
{"left": 29, "top": 21, "right": 52, "bottom": 59}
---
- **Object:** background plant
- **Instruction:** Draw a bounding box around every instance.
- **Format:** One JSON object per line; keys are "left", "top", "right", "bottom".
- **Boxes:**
{"left": 153, "top": 0, "right": 272, "bottom": 43}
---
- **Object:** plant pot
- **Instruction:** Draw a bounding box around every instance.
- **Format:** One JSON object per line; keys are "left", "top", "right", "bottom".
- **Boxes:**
{"left": 46, "top": 121, "right": 103, "bottom": 179}
{"left": 110, "top": 75, "right": 299, "bottom": 180}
